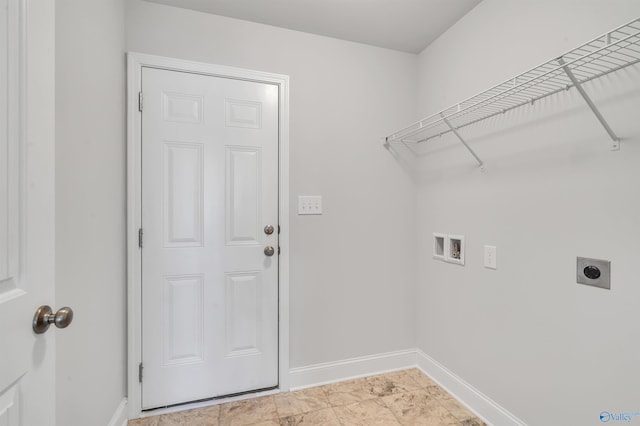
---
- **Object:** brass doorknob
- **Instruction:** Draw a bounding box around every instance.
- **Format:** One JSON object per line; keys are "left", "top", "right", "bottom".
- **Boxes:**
{"left": 264, "top": 246, "right": 275, "bottom": 256}
{"left": 33, "top": 305, "right": 74, "bottom": 334}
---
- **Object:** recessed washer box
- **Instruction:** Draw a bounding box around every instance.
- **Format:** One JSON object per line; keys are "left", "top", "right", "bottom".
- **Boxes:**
{"left": 433, "top": 233, "right": 446, "bottom": 260}
{"left": 577, "top": 257, "right": 611, "bottom": 290}
{"left": 446, "top": 235, "right": 465, "bottom": 266}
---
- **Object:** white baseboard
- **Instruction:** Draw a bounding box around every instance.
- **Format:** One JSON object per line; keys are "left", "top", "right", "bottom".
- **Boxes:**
{"left": 416, "top": 350, "right": 527, "bottom": 426}
{"left": 107, "top": 398, "right": 128, "bottom": 426}
{"left": 122, "top": 348, "right": 524, "bottom": 426}
{"left": 289, "top": 349, "right": 417, "bottom": 390}
{"left": 289, "top": 348, "right": 526, "bottom": 426}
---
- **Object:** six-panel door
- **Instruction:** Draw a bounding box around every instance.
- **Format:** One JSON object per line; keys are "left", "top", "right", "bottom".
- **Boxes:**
{"left": 141, "top": 67, "right": 279, "bottom": 409}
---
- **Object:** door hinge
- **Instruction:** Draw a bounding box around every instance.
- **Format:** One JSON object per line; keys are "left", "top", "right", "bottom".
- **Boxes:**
{"left": 278, "top": 225, "right": 281, "bottom": 234}
{"left": 278, "top": 246, "right": 281, "bottom": 255}
{"left": 138, "top": 228, "right": 143, "bottom": 248}
{"left": 138, "top": 91, "right": 143, "bottom": 112}
{"left": 138, "top": 362, "right": 143, "bottom": 383}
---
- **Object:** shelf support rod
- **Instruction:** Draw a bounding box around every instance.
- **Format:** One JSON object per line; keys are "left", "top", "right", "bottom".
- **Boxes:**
{"left": 557, "top": 57, "right": 620, "bottom": 150}
{"left": 440, "top": 114, "right": 484, "bottom": 169}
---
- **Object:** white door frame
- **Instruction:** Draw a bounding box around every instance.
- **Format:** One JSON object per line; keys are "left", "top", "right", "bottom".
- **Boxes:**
{"left": 126, "top": 52, "right": 290, "bottom": 419}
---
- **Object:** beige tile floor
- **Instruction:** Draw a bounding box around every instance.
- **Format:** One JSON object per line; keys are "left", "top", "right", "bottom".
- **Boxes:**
{"left": 128, "top": 368, "right": 486, "bottom": 426}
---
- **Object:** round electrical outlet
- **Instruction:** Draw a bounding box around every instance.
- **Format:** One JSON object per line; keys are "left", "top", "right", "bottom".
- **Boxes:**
{"left": 583, "top": 265, "right": 601, "bottom": 280}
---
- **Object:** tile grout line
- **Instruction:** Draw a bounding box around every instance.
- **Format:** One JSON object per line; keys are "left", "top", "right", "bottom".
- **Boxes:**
{"left": 380, "top": 394, "right": 405, "bottom": 426}
{"left": 430, "top": 385, "right": 476, "bottom": 424}
{"left": 320, "top": 385, "right": 346, "bottom": 426}
{"left": 322, "top": 381, "right": 346, "bottom": 425}
{"left": 329, "top": 405, "right": 345, "bottom": 426}
{"left": 271, "top": 394, "right": 282, "bottom": 423}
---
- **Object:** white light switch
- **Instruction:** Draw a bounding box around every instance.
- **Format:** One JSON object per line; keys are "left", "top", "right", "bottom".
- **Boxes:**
{"left": 298, "top": 196, "right": 322, "bottom": 215}
{"left": 484, "top": 245, "right": 497, "bottom": 269}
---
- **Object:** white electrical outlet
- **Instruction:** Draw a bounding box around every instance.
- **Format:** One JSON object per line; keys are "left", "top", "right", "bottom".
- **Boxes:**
{"left": 484, "top": 245, "right": 497, "bottom": 269}
{"left": 298, "top": 196, "right": 322, "bottom": 215}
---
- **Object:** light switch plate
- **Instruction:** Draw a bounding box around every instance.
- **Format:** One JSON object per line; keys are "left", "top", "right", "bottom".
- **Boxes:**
{"left": 298, "top": 196, "right": 322, "bottom": 215}
{"left": 484, "top": 245, "right": 497, "bottom": 269}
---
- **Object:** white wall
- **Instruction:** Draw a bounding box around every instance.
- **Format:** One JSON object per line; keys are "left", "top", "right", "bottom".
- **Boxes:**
{"left": 55, "top": 0, "right": 127, "bottom": 425}
{"left": 416, "top": 1, "right": 640, "bottom": 424}
{"left": 54, "top": 1, "right": 417, "bottom": 421}
{"left": 126, "top": 1, "right": 418, "bottom": 369}
{"left": 55, "top": 2, "right": 640, "bottom": 423}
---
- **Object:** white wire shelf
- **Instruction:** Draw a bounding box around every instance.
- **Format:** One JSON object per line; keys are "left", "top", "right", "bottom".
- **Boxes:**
{"left": 385, "top": 17, "right": 640, "bottom": 165}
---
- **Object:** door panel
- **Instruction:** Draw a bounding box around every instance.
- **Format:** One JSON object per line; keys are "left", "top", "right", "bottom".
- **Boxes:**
{"left": 0, "top": 1, "right": 55, "bottom": 425}
{"left": 226, "top": 146, "right": 261, "bottom": 245}
{"left": 163, "top": 141, "right": 204, "bottom": 247}
{"left": 163, "top": 274, "right": 204, "bottom": 365}
{"left": 141, "top": 67, "right": 279, "bottom": 409}
{"left": 225, "top": 271, "right": 261, "bottom": 357}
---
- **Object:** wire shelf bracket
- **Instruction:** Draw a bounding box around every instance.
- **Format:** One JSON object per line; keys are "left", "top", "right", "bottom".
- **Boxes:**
{"left": 557, "top": 57, "right": 620, "bottom": 150}
{"left": 385, "top": 16, "right": 640, "bottom": 164}
{"left": 440, "top": 114, "right": 485, "bottom": 170}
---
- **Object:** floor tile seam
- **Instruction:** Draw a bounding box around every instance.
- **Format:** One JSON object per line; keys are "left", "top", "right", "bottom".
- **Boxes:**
{"left": 276, "top": 402, "right": 334, "bottom": 421}
{"left": 392, "top": 370, "right": 423, "bottom": 389}
{"left": 299, "top": 387, "right": 332, "bottom": 407}
{"left": 384, "top": 387, "right": 461, "bottom": 426}
{"left": 274, "top": 393, "right": 332, "bottom": 418}
{"left": 429, "top": 394, "right": 470, "bottom": 425}
{"left": 328, "top": 404, "right": 349, "bottom": 426}
{"left": 450, "top": 408, "right": 477, "bottom": 423}
{"left": 318, "top": 383, "right": 332, "bottom": 398}
{"left": 324, "top": 405, "right": 342, "bottom": 426}
{"left": 425, "top": 388, "right": 475, "bottom": 422}
{"left": 270, "top": 394, "right": 283, "bottom": 421}
{"left": 379, "top": 394, "right": 406, "bottom": 426}
{"left": 267, "top": 395, "right": 280, "bottom": 422}
{"left": 322, "top": 380, "right": 374, "bottom": 405}
{"left": 451, "top": 411, "right": 478, "bottom": 423}
{"left": 338, "top": 396, "right": 402, "bottom": 425}
{"left": 328, "top": 392, "right": 378, "bottom": 408}
{"left": 335, "top": 395, "right": 377, "bottom": 412}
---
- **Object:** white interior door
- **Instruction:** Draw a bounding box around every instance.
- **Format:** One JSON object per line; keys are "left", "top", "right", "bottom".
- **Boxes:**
{"left": 0, "top": 1, "right": 56, "bottom": 425}
{"left": 141, "top": 67, "right": 279, "bottom": 409}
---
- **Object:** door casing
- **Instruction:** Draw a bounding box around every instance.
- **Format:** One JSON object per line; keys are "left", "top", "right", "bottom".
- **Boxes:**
{"left": 126, "top": 52, "right": 290, "bottom": 419}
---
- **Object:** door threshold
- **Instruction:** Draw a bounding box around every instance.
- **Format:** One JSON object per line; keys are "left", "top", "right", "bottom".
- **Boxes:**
{"left": 140, "top": 386, "right": 281, "bottom": 418}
